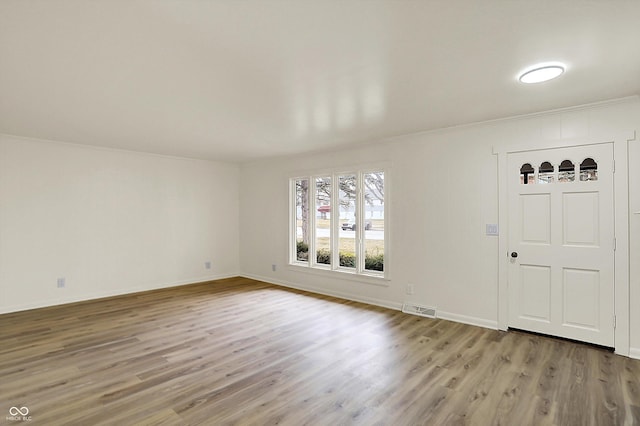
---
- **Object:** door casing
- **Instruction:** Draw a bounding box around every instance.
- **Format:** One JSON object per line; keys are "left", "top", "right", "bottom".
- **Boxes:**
{"left": 495, "top": 132, "right": 633, "bottom": 356}
{"left": 507, "top": 143, "right": 614, "bottom": 346}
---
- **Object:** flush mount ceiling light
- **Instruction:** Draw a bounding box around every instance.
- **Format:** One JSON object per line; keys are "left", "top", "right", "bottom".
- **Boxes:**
{"left": 518, "top": 63, "right": 566, "bottom": 84}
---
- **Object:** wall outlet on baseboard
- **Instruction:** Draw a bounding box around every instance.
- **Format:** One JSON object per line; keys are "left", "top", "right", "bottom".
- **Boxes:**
{"left": 272, "top": 264, "right": 277, "bottom": 272}
{"left": 205, "top": 261, "right": 212, "bottom": 270}
{"left": 406, "top": 284, "right": 414, "bottom": 295}
{"left": 57, "top": 277, "right": 65, "bottom": 288}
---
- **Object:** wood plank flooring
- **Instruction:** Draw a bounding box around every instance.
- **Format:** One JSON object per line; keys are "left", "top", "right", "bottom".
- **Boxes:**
{"left": 1, "top": 277, "right": 639, "bottom": 425}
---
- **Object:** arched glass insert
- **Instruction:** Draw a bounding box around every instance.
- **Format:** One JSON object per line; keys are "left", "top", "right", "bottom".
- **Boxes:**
{"left": 538, "top": 161, "right": 554, "bottom": 184}
{"left": 520, "top": 163, "right": 535, "bottom": 185}
{"left": 580, "top": 158, "right": 598, "bottom": 181}
{"left": 558, "top": 159, "right": 575, "bottom": 182}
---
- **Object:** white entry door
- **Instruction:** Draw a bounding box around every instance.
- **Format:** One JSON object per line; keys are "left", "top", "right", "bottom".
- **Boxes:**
{"left": 507, "top": 143, "right": 615, "bottom": 347}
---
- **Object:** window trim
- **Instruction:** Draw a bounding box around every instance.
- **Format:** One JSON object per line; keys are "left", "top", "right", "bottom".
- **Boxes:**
{"left": 289, "top": 163, "right": 390, "bottom": 282}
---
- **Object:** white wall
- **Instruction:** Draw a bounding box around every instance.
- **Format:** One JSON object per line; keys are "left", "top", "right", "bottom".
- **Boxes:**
{"left": 1, "top": 98, "right": 638, "bottom": 357}
{"left": 0, "top": 135, "right": 240, "bottom": 313}
{"left": 239, "top": 97, "right": 640, "bottom": 354}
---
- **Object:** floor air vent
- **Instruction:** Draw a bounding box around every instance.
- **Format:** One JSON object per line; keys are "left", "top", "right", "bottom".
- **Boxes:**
{"left": 402, "top": 302, "right": 436, "bottom": 318}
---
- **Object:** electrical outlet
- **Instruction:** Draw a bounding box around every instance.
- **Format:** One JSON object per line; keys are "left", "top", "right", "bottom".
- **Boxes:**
{"left": 406, "top": 284, "right": 414, "bottom": 295}
{"left": 205, "top": 261, "right": 212, "bottom": 270}
{"left": 57, "top": 278, "right": 65, "bottom": 288}
{"left": 272, "top": 264, "right": 277, "bottom": 272}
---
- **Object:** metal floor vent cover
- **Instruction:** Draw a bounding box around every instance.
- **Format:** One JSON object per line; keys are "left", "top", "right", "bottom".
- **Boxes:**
{"left": 402, "top": 302, "right": 437, "bottom": 318}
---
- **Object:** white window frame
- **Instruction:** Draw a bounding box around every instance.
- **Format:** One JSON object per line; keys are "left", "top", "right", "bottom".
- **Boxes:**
{"left": 289, "top": 165, "right": 389, "bottom": 283}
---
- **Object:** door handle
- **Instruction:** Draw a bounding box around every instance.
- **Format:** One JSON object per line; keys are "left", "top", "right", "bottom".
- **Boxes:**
{"left": 510, "top": 252, "right": 518, "bottom": 258}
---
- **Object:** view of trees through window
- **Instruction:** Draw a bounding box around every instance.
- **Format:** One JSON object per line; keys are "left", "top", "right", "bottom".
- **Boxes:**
{"left": 363, "top": 172, "right": 384, "bottom": 272}
{"left": 315, "top": 176, "right": 331, "bottom": 265}
{"left": 293, "top": 169, "right": 385, "bottom": 275}
{"left": 295, "top": 178, "right": 309, "bottom": 261}
{"left": 338, "top": 174, "right": 356, "bottom": 270}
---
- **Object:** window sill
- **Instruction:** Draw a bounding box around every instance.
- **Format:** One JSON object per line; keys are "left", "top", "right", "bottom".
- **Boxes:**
{"left": 287, "top": 263, "right": 390, "bottom": 287}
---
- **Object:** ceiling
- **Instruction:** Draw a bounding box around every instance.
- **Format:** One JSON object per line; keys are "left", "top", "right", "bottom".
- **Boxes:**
{"left": 1, "top": 1, "right": 639, "bottom": 163}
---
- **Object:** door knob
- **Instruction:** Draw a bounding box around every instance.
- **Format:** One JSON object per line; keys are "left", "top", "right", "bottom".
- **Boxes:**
{"left": 510, "top": 252, "right": 518, "bottom": 258}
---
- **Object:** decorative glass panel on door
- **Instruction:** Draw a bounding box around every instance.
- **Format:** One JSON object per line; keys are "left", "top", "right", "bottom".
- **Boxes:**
{"left": 538, "top": 161, "right": 554, "bottom": 184}
{"left": 558, "top": 160, "right": 575, "bottom": 182}
{"left": 580, "top": 158, "right": 598, "bottom": 181}
{"left": 520, "top": 163, "right": 535, "bottom": 185}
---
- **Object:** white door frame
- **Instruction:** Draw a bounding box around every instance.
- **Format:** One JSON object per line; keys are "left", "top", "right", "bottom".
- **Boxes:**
{"left": 495, "top": 132, "right": 634, "bottom": 356}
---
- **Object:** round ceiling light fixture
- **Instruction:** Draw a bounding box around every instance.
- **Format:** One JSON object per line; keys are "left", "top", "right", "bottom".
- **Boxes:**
{"left": 518, "top": 63, "right": 566, "bottom": 84}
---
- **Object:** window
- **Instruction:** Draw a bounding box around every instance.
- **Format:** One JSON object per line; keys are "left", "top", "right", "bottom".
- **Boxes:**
{"left": 520, "top": 163, "right": 535, "bottom": 185}
{"left": 518, "top": 158, "right": 598, "bottom": 185}
{"left": 558, "top": 159, "right": 575, "bottom": 182}
{"left": 363, "top": 172, "right": 384, "bottom": 272}
{"left": 338, "top": 174, "right": 356, "bottom": 269}
{"left": 580, "top": 158, "right": 598, "bottom": 181}
{"left": 290, "top": 168, "right": 387, "bottom": 279}
{"left": 294, "top": 178, "right": 310, "bottom": 261}
{"left": 538, "top": 161, "right": 554, "bottom": 184}
{"left": 315, "top": 176, "right": 331, "bottom": 266}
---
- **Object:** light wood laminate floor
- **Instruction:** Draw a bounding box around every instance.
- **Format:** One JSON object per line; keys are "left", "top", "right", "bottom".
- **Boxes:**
{"left": 1, "top": 277, "right": 639, "bottom": 425}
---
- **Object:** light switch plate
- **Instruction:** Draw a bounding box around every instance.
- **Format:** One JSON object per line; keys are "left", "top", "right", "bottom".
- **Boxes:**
{"left": 486, "top": 224, "right": 499, "bottom": 236}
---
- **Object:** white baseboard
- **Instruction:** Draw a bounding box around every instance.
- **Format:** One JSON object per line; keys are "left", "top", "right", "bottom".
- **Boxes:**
{"left": 0, "top": 272, "right": 238, "bottom": 315}
{"left": 241, "top": 274, "right": 499, "bottom": 332}
{"left": 241, "top": 273, "right": 403, "bottom": 311}
{"left": 436, "top": 310, "right": 499, "bottom": 330}
{"left": 630, "top": 348, "right": 640, "bottom": 360}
